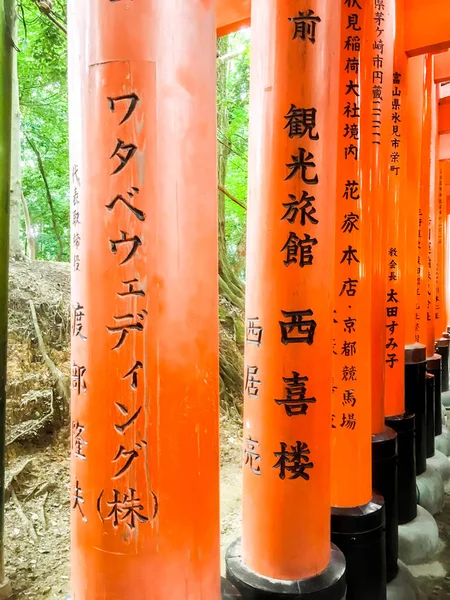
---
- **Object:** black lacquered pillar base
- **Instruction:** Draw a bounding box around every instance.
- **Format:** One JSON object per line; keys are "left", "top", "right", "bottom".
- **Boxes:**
{"left": 331, "top": 494, "right": 386, "bottom": 600}
{"left": 426, "top": 372, "right": 435, "bottom": 458}
{"left": 223, "top": 577, "right": 243, "bottom": 599}
{"left": 226, "top": 541, "right": 346, "bottom": 600}
{"left": 404, "top": 344, "right": 427, "bottom": 475}
{"left": 427, "top": 354, "right": 442, "bottom": 437}
{"left": 385, "top": 412, "right": 416, "bottom": 525}
{"left": 372, "top": 427, "right": 398, "bottom": 583}
{"left": 436, "top": 338, "right": 449, "bottom": 393}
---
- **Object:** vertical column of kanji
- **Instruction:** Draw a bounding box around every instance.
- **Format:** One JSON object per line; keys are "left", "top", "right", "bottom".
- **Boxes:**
{"left": 226, "top": 2, "right": 346, "bottom": 599}
{"left": 361, "top": 0, "right": 394, "bottom": 437}
{"left": 362, "top": 0, "right": 399, "bottom": 584}
{"left": 329, "top": 4, "right": 386, "bottom": 599}
{"left": 435, "top": 163, "right": 445, "bottom": 339}
{"left": 435, "top": 163, "right": 450, "bottom": 395}
{"left": 383, "top": 0, "right": 418, "bottom": 530}
{"left": 332, "top": 0, "right": 372, "bottom": 508}
{"left": 404, "top": 55, "right": 427, "bottom": 478}
{"left": 68, "top": 0, "right": 89, "bottom": 596}
{"left": 384, "top": 43, "right": 407, "bottom": 420}
{"left": 69, "top": 0, "right": 221, "bottom": 598}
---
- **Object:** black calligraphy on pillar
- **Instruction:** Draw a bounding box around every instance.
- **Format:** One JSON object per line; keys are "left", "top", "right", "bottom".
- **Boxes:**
{"left": 245, "top": 366, "right": 261, "bottom": 398}
{"left": 246, "top": 317, "right": 263, "bottom": 346}
{"left": 279, "top": 309, "right": 317, "bottom": 345}
{"left": 285, "top": 148, "right": 319, "bottom": 184}
{"left": 97, "top": 488, "right": 157, "bottom": 528}
{"left": 289, "top": 10, "right": 321, "bottom": 44}
{"left": 72, "top": 303, "right": 87, "bottom": 342}
{"left": 71, "top": 364, "right": 87, "bottom": 395}
{"left": 72, "top": 421, "right": 87, "bottom": 460}
{"left": 284, "top": 106, "right": 319, "bottom": 140}
{"left": 275, "top": 372, "right": 316, "bottom": 416}
{"left": 281, "top": 192, "right": 319, "bottom": 226}
{"left": 244, "top": 436, "right": 261, "bottom": 475}
{"left": 273, "top": 441, "right": 314, "bottom": 480}
{"left": 72, "top": 480, "right": 87, "bottom": 522}
{"left": 106, "top": 188, "right": 145, "bottom": 221}
{"left": 281, "top": 232, "right": 318, "bottom": 267}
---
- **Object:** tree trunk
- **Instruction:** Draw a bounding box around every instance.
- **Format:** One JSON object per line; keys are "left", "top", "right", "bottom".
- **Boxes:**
{"left": 217, "top": 36, "right": 245, "bottom": 414}
{"left": 25, "top": 133, "right": 63, "bottom": 261}
{"left": 21, "top": 192, "right": 36, "bottom": 259}
{"left": 0, "top": 0, "right": 15, "bottom": 590}
{"left": 9, "top": 8, "right": 23, "bottom": 259}
{"left": 217, "top": 36, "right": 245, "bottom": 311}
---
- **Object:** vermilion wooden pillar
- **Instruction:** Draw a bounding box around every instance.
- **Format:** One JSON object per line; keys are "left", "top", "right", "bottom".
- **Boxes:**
{"left": 360, "top": 0, "right": 399, "bottom": 584}
{"left": 417, "top": 55, "right": 434, "bottom": 351}
{"left": 404, "top": 55, "right": 428, "bottom": 477}
{"left": 383, "top": 0, "right": 418, "bottom": 530}
{"left": 330, "top": 3, "right": 385, "bottom": 599}
{"left": 68, "top": 1, "right": 221, "bottom": 599}
{"left": 425, "top": 63, "right": 443, "bottom": 447}
{"left": 226, "top": 2, "right": 346, "bottom": 599}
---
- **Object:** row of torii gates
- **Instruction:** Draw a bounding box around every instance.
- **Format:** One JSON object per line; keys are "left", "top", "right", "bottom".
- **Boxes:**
{"left": 6, "top": 0, "right": 450, "bottom": 599}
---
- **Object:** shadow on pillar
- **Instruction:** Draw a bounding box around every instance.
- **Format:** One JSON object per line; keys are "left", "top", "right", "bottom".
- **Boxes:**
{"left": 427, "top": 355, "right": 442, "bottom": 437}
{"left": 222, "top": 577, "right": 243, "bottom": 599}
{"left": 404, "top": 344, "right": 427, "bottom": 476}
{"left": 425, "top": 373, "right": 435, "bottom": 458}
{"left": 436, "top": 338, "right": 449, "bottom": 393}
{"left": 226, "top": 540, "right": 346, "bottom": 600}
{"left": 372, "top": 427, "right": 398, "bottom": 583}
{"left": 331, "top": 494, "right": 386, "bottom": 600}
{"left": 385, "top": 412, "right": 417, "bottom": 525}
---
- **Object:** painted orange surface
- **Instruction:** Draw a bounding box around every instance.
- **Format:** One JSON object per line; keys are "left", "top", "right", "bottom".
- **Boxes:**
{"left": 426, "top": 82, "right": 438, "bottom": 356}
{"left": 440, "top": 133, "right": 450, "bottom": 160}
{"left": 359, "top": 0, "right": 395, "bottom": 435}
{"left": 435, "top": 51, "right": 450, "bottom": 84}
{"left": 435, "top": 161, "right": 447, "bottom": 338}
{"left": 384, "top": 0, "right": 406, "bottom": 418}
{"left": 331, "top": 0, "right": 371, "bottom": 508}
{"left": 241, "top": 0, "right": 340, "bottom": 580}
{"left": 405, "top": 0, "right": 450, "bottom": 56}
{"left": 69, "top": 1, "right": 220, "bottom": 599}
{"left": 438, "top": 98, "right": 450, "bottom": 135}
{"left": 405, "top": 56, "right": 425, "bottom": 346}
{"left": 417, "top": 55, "right": 434, "bottom": 357}
{"left": 216, "top": 0, "right": 250, "bottom": 37}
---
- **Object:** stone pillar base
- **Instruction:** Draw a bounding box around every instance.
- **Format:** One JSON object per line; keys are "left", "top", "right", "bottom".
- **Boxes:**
{"left": 226, "top": 540, "right": 346, "bottom": 600}
{"left": 398, "top": 506, "right": 439, "bottom": 564}
{"left": 387, "top": 561, "right": 423, "bottom": 600}
{"left": 435, "top": 426, "right": 450, "bottom": 456}
{"left": 416, "top": 466, "right": 445, "bottom": 515}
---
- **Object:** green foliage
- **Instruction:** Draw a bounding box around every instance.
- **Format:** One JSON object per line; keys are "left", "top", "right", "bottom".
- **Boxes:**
{"left": 15, "top": 11, "right": 250, "bottom": 269}
{"left": 18, "top": 0, "right": 69, "bottom": 261}
{"left": 219, "top": 30, "right": 250, "bottom": 279}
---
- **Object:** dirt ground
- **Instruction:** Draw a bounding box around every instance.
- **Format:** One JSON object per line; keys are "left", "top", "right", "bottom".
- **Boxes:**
{"left": 3, "top": 260, "right": 450, "bottom": 599}
{"left": 4, "top": 421, "right": 243, "bottom": 599}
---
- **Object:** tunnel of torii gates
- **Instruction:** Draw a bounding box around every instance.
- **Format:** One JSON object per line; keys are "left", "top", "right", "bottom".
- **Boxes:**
{"left": 2, "top": 0, "right": 450, "bottom": 599}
